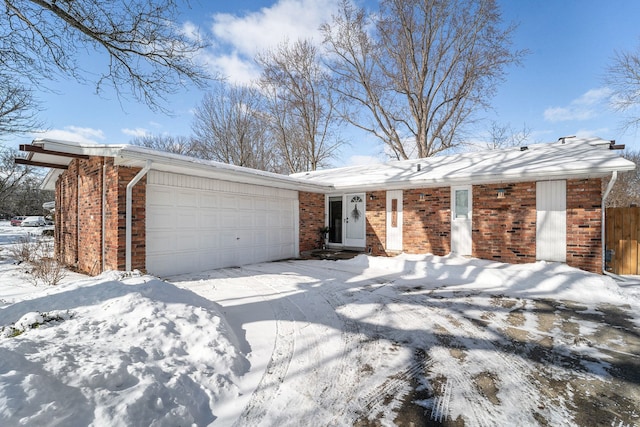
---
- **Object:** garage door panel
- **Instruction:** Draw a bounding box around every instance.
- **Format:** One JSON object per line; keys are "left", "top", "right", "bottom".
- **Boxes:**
{"left": 238, "top": 197, "right": 253, "bottom": 210}
{"left": 146, "top": 178, "right": 297, "bottom": 276}
{"left": 219, "top": 213, "right": 237, "bottom": 229}
{"left": 199, "top": 210, "right": 218, "bottom": 228}
{"left": 176, "top": 232, "right": 200, "bottom": 251}
{"left": 219, "top": 230, "right": 237, "bottom": 249}
{"left": 147, "top": 187, "right": 174, "bottom": 206}
{"left": 200, "top": 193, "right": 218, "bottom": 209}
{"left": 177, "top": 190, "right": 198, "bottom": 207}
{"left": 220, "top": 195, "right": 237, "bottom": 209}
{"left": 147, "top": 210, "right": 174, "bottom": 229}
{"left": 198, "top": 233, "right": 219, "bottom": 250}
{"left": 254, "top": 230, "right": 267, "bottom": 246}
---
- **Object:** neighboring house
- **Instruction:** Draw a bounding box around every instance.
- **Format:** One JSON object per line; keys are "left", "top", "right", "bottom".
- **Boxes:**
{"left": 17, "top": 137, "right": 635, "bottom": 276}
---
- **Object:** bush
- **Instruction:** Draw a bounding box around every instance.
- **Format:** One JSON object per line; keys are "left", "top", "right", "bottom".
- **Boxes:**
{"left": 9, "top": 236, "right": 66, "bottom": 286}
{"left": 8, "top": 235, "right": 40, "bottom": 264}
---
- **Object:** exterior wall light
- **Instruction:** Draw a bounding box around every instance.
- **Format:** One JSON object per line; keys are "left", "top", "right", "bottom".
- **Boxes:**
{"left": 497, "top": 189, "right": 506, "bottom": 199}
{"left": 419, "top": 193, "right": 425, "bottom": 201}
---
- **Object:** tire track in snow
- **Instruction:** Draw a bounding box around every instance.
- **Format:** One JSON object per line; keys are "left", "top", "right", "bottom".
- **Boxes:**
{"left": 281, "top": 261, "right": 425, "bottom": 423}
{"left": 224, "top": 263, "right": 372, "bottom": 425}
{"left": 246, "top": 262, "right": 373, "bottom": 424}
{"left": 364, "top": 290, "right": 550, "bottom": 426}
{"left": 196, "top": 267, "right": 299, "bottom": 427}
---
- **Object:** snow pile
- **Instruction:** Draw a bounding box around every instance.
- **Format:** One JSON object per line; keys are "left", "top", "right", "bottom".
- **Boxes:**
{"left": 0, "top": 272, "right": 247, "bottom": 426}
{"left": 343, "top": 252, "right": 635, "bottom": 307}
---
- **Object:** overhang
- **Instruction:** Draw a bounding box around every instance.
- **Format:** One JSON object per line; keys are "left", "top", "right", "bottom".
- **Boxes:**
{"left": 20, "top": 138, "right": 333, "bottom": 193}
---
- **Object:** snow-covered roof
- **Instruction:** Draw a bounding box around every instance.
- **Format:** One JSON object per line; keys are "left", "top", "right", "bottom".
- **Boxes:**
{"left": 292, "top": 137, "right": 636, "bottom": 191}
{"left": 24, "top": 138, "right": 330, "bottom": 192}
{"left": 23, "top": 136, "right": 636, "bottom": 193}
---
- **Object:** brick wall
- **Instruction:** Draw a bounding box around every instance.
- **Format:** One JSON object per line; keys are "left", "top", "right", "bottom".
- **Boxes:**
{"left": 299, "top": 191, "right": 325, "bottom": 252}
{"left": 366, "top": 191, "right": 387, "bottom": 255}
{"left": 77, "top": 158, "right": 105, "bottom": 274}
{"left": 403, "top": 188, "right": 450, "bottom": 255}
{"left": 566, "top": 178, "right": 602, "bottom": 272}
{"left": 55, "top": 157, "right": 145, "bottom": 275}
{"left": 55, "top": 161, "right": 79, "bottom": 267}
{"left": 472, "top": 182, "right": 537, "bottom": 263}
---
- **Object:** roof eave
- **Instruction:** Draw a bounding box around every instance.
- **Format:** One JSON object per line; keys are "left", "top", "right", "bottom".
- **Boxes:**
{"left": 326, "top": 166, "right": 633, "bottom": 192}
{"left": 115, "top": 147, "right": 333, "bottom": 193}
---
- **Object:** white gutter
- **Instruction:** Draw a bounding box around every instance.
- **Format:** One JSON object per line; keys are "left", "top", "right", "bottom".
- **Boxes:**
{"left": 602, "top": 171, "right": 617, "bottom": 274}
{"left": 126, "top": 160, "right": 152, "bottom": 271}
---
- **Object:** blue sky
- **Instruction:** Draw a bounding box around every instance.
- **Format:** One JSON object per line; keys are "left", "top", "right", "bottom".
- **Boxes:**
{"left": 7, "top": 0, "right": 640, "bottom": 166}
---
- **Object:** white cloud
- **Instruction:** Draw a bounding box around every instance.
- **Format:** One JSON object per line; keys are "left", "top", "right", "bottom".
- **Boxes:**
{"left": 544, "top": 88, "right": 613, "bottom": 123}
{"left": 37, "top": 126, "right": 105, "bottom": 144}
{"left": 121, "top": 128, "right": 150, "bottom": 138}
{"left": 206, "top": 0, "right": 342, "bottom": 83}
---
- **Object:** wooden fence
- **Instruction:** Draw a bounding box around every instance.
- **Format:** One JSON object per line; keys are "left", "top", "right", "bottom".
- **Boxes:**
{"left": 605, "top": 207, "right": 640, "bottom": 275}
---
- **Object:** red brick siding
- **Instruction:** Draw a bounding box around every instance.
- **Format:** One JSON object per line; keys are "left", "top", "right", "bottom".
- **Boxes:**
{"left": 103, "top": 158, "right": 120, "bottom": 271}
{"left": 54, "top": 157, "right": 145, "bottom": 275}
{"left": 366, "top": 191, "right": 387, "bottom": 255}
{"left": 77, "top": 158, "right": 105, "bottom": 274}
{"left": 403, "top": 188, "right": 450, "bottom": 255}
{"left": 566, "top": 178, "right": 602, "bottom": 273}
{"left": 55, "top": 161, "right": 79, "bottom": 267}
{"left": 115, "top": 166, "right": 146, "bottom": 271}
{"left": 299, "top": 192, "right": 325, "bottom": 252}
{"left": 472, "top": 183, "right": 537, "bottom": 263}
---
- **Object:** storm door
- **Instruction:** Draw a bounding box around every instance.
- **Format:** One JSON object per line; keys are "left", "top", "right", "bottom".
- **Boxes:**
{"left": 344, "top": 193, "right": 366, "bottom": 247}
{"left": 451, "top": 186, "right": 472, "bottom": 255}
{"left": 386, "top": 190, "right": 403, "bottom": 251}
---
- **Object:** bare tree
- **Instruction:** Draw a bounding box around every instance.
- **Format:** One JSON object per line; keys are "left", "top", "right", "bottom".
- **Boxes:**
{"left": 606, "top": 45, "right": 640, "bottom": 130}
{"left": 0, "top": 146, "right": 35, "bottom": 216}
{"left": 605, "top": 150, "right": 640, "bottom": 207}
{"left": 191, "top": 82, "right": 280, "bottom": 172}
{"left": 130, "top": 134, "right": 196, "bottom": 156}
{"left": 1, "top": 0, "right": 210, "bottom": 120}
{"left": 0, "top": 75, "right": 43, "bottom": 137}
{"left": 257, "top": 39, "right": 344, "bottom": 172}
{"left": 322, "top": 0, "right": 524, "bottom": 160}
{"left": 484, "top": 121, "right": 531, "bottom": 150}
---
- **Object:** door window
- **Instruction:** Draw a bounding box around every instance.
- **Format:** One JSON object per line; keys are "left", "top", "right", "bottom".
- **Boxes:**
{"left": 455, "top": 189, "right": 469, "bottom": 219}
{"left": 328, "top": 196, "right": 342, "bottom": 244}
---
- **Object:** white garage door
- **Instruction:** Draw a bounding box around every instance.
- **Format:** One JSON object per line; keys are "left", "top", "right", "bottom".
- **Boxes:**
{"left": 146, "top": 171, "right": 298, "bottom": 277}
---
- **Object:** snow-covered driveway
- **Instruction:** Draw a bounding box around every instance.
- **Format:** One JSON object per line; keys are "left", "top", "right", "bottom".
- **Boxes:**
{"left": 172, "top": 255, "right": 640, "bottom": 426}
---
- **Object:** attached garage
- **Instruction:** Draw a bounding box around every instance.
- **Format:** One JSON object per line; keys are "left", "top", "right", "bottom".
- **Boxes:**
{"left": 23, "top": 139, "right": 326, "bottom": 277}
{"left": 146, "top": 171, "right": 298, "bottom": 276}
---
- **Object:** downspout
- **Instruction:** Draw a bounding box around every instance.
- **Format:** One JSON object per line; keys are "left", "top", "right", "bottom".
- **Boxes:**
{"left": 602, "top": 171, "right": 617, "bottom": 274}
{"left": 126, "top": 160, "right": 152, "bottom": 271}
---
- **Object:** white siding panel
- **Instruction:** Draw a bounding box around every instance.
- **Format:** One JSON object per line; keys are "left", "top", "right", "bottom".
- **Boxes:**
{"left": 146, "top": 171, "right": 297, "bottom": 277}
{"left": 536, "top": 180, "right": 567, "bottom": 262}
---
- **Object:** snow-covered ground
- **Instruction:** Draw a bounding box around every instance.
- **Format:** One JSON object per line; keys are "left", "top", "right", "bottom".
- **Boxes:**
{"left": 1, "top": 221, "right": 639, "bottom": 426}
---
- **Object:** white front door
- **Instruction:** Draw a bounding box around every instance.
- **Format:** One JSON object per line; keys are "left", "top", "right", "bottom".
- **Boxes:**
{"left": 536, "top": 180, "right": 566, "bottom": 262}
{"left": 451, "top": 186, "right": 472, "bottom": 255}
{"left": 386, "top": 190, "right": 403, "bottom": 251}
{"left": 344, "top": 193, "right": 366, "bottom": 247}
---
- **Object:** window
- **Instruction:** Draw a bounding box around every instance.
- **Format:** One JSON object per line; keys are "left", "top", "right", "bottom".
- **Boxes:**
{"left": 455, "top": 189, "right": 469, "bottom": 219}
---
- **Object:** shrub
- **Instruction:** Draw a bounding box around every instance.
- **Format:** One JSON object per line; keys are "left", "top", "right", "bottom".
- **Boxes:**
{"left": 9, "top": 236, "right": 66, "bottom": 286}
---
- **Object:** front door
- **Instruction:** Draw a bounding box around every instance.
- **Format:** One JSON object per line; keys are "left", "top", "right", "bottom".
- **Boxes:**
{"left": 344, "top": 193, "right": 366, "bottom": 247}
{"left": 386, "top": 190, "right": 403, "bottom": 251}
{"left": 451, "top": 186, "right": 472, "bottom": 255}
